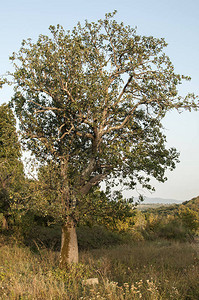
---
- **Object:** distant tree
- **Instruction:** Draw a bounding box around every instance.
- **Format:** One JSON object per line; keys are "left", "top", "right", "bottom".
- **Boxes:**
{"left": 0, "top": 103, "right": 24, "bottom": 228}
{"left": 10, "top": 12, "right": 198, "bottom": 267}
{"left": 179, "top": 207, "right": 199, "bottom": 233}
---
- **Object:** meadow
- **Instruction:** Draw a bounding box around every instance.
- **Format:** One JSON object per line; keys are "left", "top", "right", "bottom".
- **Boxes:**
{"left": 0, "top": 233, "right": 198, "bottom": 300}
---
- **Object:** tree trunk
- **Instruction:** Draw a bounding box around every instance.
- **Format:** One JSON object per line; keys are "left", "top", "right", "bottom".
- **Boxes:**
{"left": 59, "top": 218, "right": 78, "bottom": 268}
{"left": 1, "top": 215, "right": 8, "bottom": 230}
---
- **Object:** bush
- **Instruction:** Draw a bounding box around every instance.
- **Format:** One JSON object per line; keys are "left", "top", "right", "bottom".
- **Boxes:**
{"left": 157, "top": 219, "right": 189, "bottom": 241}
{"left": 179, "top": 207, "right": 199, "bottom": 233}
{"left": 77, "top": 225, "right": 124, "bottom": 250}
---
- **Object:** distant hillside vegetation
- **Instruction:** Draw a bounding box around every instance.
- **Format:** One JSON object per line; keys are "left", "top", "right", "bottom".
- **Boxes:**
{"left": 181, "top": 196, "right": 199, "bottom": 212}
{"left": 141, "top": 196, "right": 199, "bottom": 216}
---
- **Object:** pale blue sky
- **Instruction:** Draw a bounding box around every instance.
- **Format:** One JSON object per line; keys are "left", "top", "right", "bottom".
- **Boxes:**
{"left": 0, "top": 0, "right": 199, "bottom": 201}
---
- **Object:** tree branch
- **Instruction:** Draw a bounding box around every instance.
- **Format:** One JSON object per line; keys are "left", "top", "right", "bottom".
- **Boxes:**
{"left": 103, "top": 103, "right": 140, "bottom": 135}
{"left": 79, "top": 157, "right": 97, "bottom": 186}
{"left": 61, "top": 82, "right": 75, "bottom": 103}
{"left": 79, "top": 173, "right": 107, "bottom": 195}
{"left": 30, "top": 100, "right": 63, "bottom": 112}
{"left": 116, "top": 75, "right": 133, "bottom": 105}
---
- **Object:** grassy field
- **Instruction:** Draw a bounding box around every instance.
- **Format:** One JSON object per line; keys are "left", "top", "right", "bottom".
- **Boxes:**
{"left": 0, "top": 235, "right": 198, "bottom": 299}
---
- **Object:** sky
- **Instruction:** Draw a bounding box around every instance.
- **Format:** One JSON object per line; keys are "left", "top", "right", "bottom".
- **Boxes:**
{"left": 0, "top": 0, "right": 198, "bottom": 201}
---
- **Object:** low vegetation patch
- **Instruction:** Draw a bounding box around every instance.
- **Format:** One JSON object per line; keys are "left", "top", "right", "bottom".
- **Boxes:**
{"left": 0, "top": 235, "right": 198, "bottom": 299}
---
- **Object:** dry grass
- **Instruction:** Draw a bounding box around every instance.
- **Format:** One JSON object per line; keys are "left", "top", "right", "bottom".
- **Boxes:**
{"left": 0, "top": 235, "right": 198, "bottom": 299}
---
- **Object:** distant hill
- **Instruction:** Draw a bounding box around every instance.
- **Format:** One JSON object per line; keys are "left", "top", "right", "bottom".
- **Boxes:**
{"left": 136, "top": 197, "right": 183, "bottom": 205}
{"left": 144, "top": 197, "right": 183, "bottom": 204}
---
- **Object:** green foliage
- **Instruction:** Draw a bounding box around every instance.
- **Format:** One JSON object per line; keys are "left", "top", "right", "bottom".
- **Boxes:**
{"left": 155, "top": 218, "right": 189, "bottom": 241}
{"left": 143, "top": 213, "right": 194, "bottom": 241}
{"left": 0, "top": 103, "right": 25, "bottom": 228}
{"left": 179, "top": 207, "right": 199, "bottom": 233}
{"left": 14, "top": 195, "right": 198, "bottom": 248}
{"left": 77, "top": 188, "right": 133, "bottom": 228}
{"left": 9, "top": 12, "right": 198, "bottom": 224}
{"left": 181, "top": 196, "right": 199, "bottom": 213}
{"left": 109, "top": 196, "right": 199, "bottom": 242}
{"left": 0, "top": 79, "right": 5, "bottom": 89}
{"left": 144, "top": 196, "right": 199, "bottom": 217}
{"left": 23, "top": 163, "right": 64, "bottom": 222}
{"left": 24, "top": 162, "right": 133, "bottom": 228}
{"left": 77, "top": 225, "right": 124, "bottom": 250}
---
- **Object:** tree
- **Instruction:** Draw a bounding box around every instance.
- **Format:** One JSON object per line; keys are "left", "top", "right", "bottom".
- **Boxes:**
{"left": 29, "top": 162, "right": 133, "bottom": 228}
{"left": 9, "top": 11, "right": 198, "bottom": 267}
{"left": 0, "top": 103, "right": 24, "bottom": 229}
{"left": 179, "top": 207, "right": 199, "bottom": 233}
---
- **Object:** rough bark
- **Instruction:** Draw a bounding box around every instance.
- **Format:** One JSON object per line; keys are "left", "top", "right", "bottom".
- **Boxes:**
{"left": 59, "top": 218, "right": 78, "bottom": 268}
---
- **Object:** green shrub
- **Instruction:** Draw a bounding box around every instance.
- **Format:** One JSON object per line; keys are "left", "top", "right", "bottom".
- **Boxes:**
{"left": 77, "top": 225, "right": 124, "bottom": 250}
{"left": 179, "top": 207, "right": 199, "bottom": 233}
{"left": 157, "top": 219, "right": 189, "bottom": 241}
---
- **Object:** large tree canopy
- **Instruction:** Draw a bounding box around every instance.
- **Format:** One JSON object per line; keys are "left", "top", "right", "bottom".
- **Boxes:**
{"left": 9, "top": 11, "right": 198, "bottom": 266}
